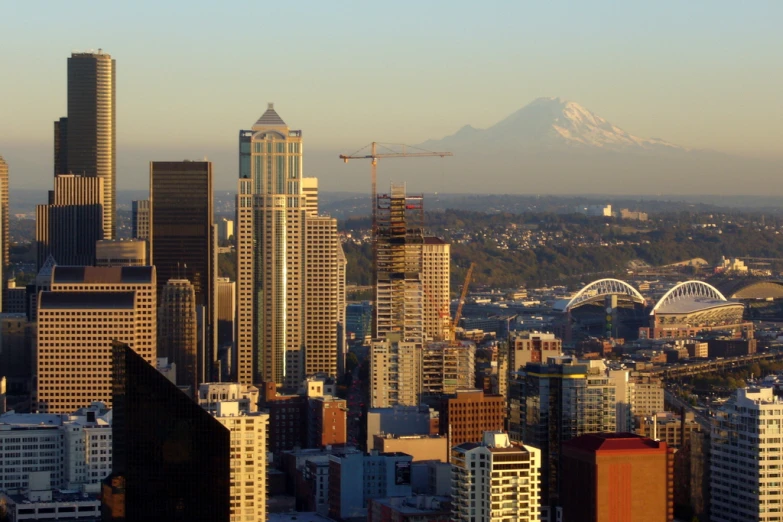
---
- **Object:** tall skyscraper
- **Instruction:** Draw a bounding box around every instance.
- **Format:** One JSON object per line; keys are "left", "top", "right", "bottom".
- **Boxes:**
{"left": 0, "top": 154, "right": 9, "bottom": 270}
{"left": 304, "top": 215, "right": 341, "bottom": 377}
{"left": 375, "top": 183, "right": 424, "bottom": 344}
{"left": 561, "top": 433, "right": 673, "bottom": 522}
{"left": 711, "top": 387, "right": 783, "bottom": 522}
{"left": 106, "top": 342, "right": 229, "bottom": 522}
{"left": 236, "top": 105, "right": 344, "bottom": 388}
{"left": 54, "top": 52, "right": 115, "bottom": 238}
{"left": 422, "top": 237, "right": 450, "bottom": 341}
{"left": 158, "top": 279, "right": 198, "bottom": 394}
{"left": 36, "top": 174, "right": 104, "bottom": 269}
{"left": 150, "top": 161, "right": 215, "bottom": 375}
{"left": 36, "top": 266, "right": 156, "bottom": 413}
{"left": 451, "top": 431, "right": 542, "bottom": 522}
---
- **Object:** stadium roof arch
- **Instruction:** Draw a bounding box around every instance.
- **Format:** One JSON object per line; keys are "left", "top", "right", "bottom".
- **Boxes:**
{"left": 714, "top": 278, "right": 783, "bottom": 300}
{"left": 650, "top": 280, "right": 737, "bottom": 315}
{"left": 554, "top": 278, "right": 645, "bottom": 313}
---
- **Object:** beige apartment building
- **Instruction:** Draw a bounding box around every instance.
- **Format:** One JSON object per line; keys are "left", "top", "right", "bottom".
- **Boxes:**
{"left": 210, "top": 401, "right": 269, "bottom": 522}
{"left": 422, "top": 237, "right": 450, "bottom": 341}
{"left": 370, "top": 334, "right": 421, "bottom": 408}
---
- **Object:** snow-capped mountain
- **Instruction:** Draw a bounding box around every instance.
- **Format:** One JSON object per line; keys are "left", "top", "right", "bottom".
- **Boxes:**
{"left": 420, "top": 97, "right": 687, "bottom": 153}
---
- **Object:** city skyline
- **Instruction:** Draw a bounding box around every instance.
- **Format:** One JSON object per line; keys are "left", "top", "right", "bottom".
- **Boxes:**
{"left": 1, "top": 2, "right": 782, "bottom": 195}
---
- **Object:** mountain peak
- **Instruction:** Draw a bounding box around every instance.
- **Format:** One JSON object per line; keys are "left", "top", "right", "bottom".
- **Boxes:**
{"left": 422, "top": 97, "right": 685, "bottom": 153}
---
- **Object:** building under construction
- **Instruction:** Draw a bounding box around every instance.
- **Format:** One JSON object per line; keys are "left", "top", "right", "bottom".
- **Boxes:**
{"left": 375, "top": 183, "right": 425, "bottom": 344}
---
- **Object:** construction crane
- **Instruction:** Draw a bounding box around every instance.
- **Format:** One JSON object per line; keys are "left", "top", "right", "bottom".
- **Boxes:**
{"left": 339, "top": 142, "right": 453, "bottom": 220}
{"left": 340, "top": 142, "right": 453, "bottom": 339}
{"left": 451, "top": 262, "right": 476, "bottom": 342}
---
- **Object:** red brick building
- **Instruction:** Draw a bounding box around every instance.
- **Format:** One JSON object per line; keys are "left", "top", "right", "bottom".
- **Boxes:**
{"left": 308, "top": 395, "right": 347, "bottom": 448}
{"left": 440, "top": 389, "right": 505, "bottom": 448}
{"left": 560, "top": 433, "right": 674, "bottom": 522}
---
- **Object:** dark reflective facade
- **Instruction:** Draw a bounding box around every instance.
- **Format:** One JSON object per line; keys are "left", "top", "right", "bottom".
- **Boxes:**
{"left": 108, "top": 342, "right": 229, "bottom": 522}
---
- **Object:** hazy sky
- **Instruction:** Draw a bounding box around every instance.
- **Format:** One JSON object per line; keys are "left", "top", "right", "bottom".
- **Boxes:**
{"left": 1, "top": 1, "right": 781, "bottom": 191}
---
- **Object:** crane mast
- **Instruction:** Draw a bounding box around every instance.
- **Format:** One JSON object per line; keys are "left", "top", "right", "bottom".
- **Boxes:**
{"left": 340, "top": 143, "right": 453, "bottom": 339}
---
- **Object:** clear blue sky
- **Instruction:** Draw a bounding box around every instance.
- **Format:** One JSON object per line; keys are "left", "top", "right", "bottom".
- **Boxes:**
{"left": 1, "top": 1, "right": 781, "bottom": 190}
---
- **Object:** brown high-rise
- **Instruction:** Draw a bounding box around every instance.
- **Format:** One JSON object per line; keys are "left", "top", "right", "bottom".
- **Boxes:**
{"left": 56, "top": 52, "right": 115, "bottom": 238}
{"left": 158, "top": 279, "right": 199, "bottom": 394}
{"left": 150, "top": 160, "right": 214, "bottom": 370}
{"left": 560, "top": 433, "right": 674, "bottom": 522}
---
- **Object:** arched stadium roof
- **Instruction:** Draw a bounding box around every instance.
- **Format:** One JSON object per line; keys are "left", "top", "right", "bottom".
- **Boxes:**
{"left": 554, "top": 278, "right": 645, "bottom": 313}
{"left": 651, "top": 280, "right": 739, "bottom": 315}
{"left": 714, "top": 278, "right": 783, "bottom": 300}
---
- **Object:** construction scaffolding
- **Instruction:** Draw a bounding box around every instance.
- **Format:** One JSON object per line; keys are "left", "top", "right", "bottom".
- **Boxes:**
{"left": 375, "top": 183, "right": 425, "bottom": 343}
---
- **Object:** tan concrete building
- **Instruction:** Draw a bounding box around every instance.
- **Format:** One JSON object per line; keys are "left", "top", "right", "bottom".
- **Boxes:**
{"left": 211, "top": 401, "right": 269, "bottom": 522}
{"left": 95, "top": 239, "right": 146, "bottom": 267}
{"left": 131, "top": 199, "right": 149, "bottom": 241}
{"left": 302, "top": 176, "right": 318, "bottom": 216}
{"left": 373, "top": 434, "right": 448, "bottom": 463}
{"left": 635, "top": 411, "right": 701, "bottom": 449}
{"left": 37, "top": 291, "right": 138, "bottom": 412}
{"left": 370, "top": 334, "right": 421, "bottom": 408}
{"left": 422, "top": 237, "right": 450, "bottom": 341}
{"left": 49, "top": 266, "right": 156, "bottom": 363}
{"left": 304, "top": 216, "right": 341, "bottom": 378}
{"left": 631, "top": 375, "right": 664, "bottom": 418}
{"left": 36, "top": 266, "right": 156, "bottom": 413}
{"left": 421, "top": 341, "right": 475, "bottom": 396}
{"left": 509, "top": 331, "right": 562, "bottom": 372}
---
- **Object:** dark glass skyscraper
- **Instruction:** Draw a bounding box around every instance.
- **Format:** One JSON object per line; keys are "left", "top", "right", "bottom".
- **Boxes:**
{"left": 107, "top": 341, "right": 229, "bottom": 522}
{"left": 150, "top": 161, "right": 214, "bottom": 373}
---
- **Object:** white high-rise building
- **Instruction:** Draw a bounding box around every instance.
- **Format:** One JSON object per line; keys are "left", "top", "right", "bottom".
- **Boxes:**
{"left": 0, "top": 404, "right": 112, "bottom": 493}
{"left": 197, "top": 382, "right": 259, "bottom": 414}
{"left": 210, "top": 401, "right": 269, "bottom": 522}
{"left": 452, "top": 431, "right": 541, "bottom": 522}
{"left": 236, "top": 105, "right": 344, "bottom": 388}
{"left": 711, "top": 387, "right": 783, "bottom": 522}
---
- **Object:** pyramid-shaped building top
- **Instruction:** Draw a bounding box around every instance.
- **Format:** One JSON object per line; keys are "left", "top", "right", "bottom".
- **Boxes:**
{"left": 253, "top": 103, "right": 287, "bottom": 130}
